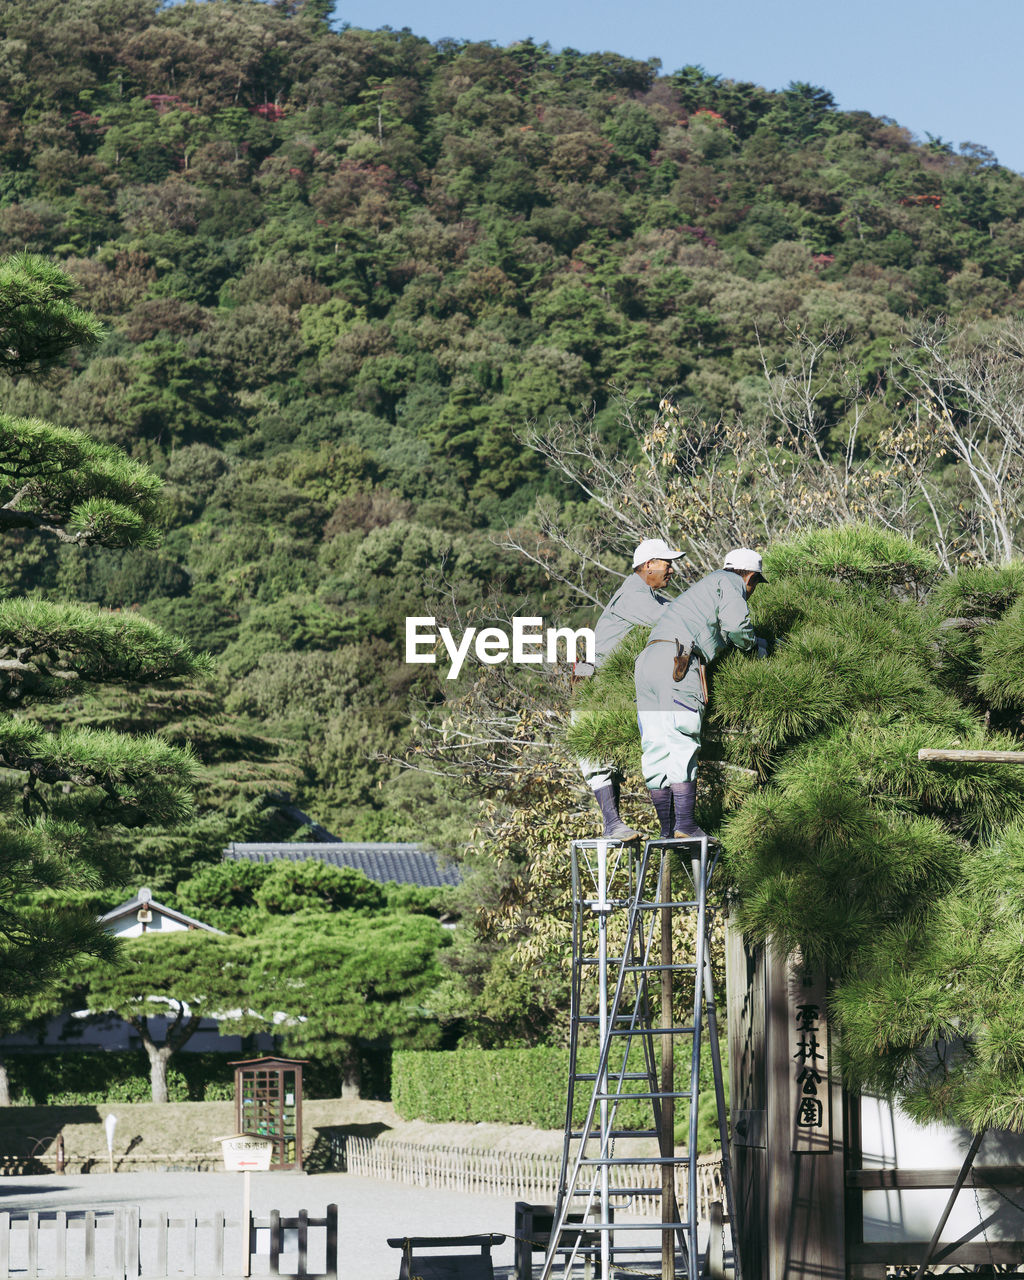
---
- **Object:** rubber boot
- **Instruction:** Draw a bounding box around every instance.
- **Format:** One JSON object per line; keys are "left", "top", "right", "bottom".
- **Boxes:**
{"left": 593, "top": 785, "right": 638, "bottom": 841}
{"left": 670, "top": 780, "right": 707, "bottom": 840}
{"left": 648, "top": 788, "right": 674, "bottom": 840}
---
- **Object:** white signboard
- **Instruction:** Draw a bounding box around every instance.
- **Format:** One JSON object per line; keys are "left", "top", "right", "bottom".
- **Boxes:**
{"left": 220, "top": 1135, "right": 273, "bottom": 1172}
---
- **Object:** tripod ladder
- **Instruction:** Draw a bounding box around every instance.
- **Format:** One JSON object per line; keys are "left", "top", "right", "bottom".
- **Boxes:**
{"left": 539, "top": 836, "right": 738, "bottom": 1280}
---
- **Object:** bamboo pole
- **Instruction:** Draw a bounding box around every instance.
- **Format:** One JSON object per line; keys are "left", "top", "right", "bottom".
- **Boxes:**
{"left": 918, "top": 748, "right": 1024, "bottom": 763}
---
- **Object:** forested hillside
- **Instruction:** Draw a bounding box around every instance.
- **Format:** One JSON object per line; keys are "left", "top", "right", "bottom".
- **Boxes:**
{"left": 2, "top": 0, "right": 1023, "bottom": 868}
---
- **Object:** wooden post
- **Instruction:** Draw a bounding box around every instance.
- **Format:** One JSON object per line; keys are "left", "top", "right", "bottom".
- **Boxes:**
{"left": 660, "top": 851, "right": 676, "bottom": 1280}
{"left": 270, "top": 1208, "right": 282, "bottom": 1277}
{"left": 155, "top": 1212, "right": 167, "bottom": 1278}
{"left": 727, "top": 916, "right": 768, "bottom": 1280}
{"left": 297, "top": 1209, "right": 308, "bottom": 1277}
{"left": 707, "top": 1202, "right": 725, "bottom": 1279}
{"left": 241, "top": 1171, "right": 251, "bottom": 1279}
{"left": 55, "top": 1210, "right": 67, "bottom": 1278}
{"left": 27, "top": 1211, "right": 38, "bottom": 1279}
{"left": 183, "top": 1214, "right": 196, "bottom": 1277}
{"left": 113, "top": 1209, "right": 124, "bottom": 1280}
{"left": 84, "top": 1210, "right": 95, "bottom": 1279}
{"left": 726, "top": 916, "right": 847, "bottom": 1277}
{"left": 211, "top": 1212, "right": 224, "bottom": 1277}
{"left": 325, "top": 1205, "right": 338, "bottom": 1280}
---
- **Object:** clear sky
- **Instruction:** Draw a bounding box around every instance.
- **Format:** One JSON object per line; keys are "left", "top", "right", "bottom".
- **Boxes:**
{"left": 331, "top": 0, "right": 1023, "bottom": 174}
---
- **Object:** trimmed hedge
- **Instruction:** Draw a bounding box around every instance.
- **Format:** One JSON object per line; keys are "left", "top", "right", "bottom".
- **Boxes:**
{"left": 394, "top": 1047, "right": 570, "bottom": 1128}
{"left": 3, "top": 1050, "right": 375, "bottom": 1105}
{"left": 393, "top": 1047, "right": 664, "bottom": 1130}
{"left": 3, "top": 1052, "right": 238, "bottom": 1105}
{"left": 393, "top": 1046, "right": 729, "bottom": 1149}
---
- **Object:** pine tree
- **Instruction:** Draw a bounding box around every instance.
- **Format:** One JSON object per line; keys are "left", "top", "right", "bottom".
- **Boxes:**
{"left": 0, "top": 255, "right": 206, "bottom": 1022}
{"left": 570, "top": 524, "right": 1024, "bottom": 1131}
{"left": 71, "top": 932, "right": 250, "bottom": 1105}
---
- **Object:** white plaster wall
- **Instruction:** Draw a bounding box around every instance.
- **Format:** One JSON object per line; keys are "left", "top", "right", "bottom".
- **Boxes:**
{"left": 861, "top": 1093, "right": 1024, "bottom": 1243}
{"left": 3, "top": 1011, "right": 274, "bottom": 1054}
{"left": 107, "top": 912, "right": 190, "bottom": 938}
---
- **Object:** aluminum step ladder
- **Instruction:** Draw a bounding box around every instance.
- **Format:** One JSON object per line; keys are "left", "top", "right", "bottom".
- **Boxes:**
{"left": 539, "top": 836, "right": 738, "bottom": 1280}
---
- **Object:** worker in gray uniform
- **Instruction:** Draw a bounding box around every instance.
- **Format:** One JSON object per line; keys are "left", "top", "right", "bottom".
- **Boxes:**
{"left": 635, "top": 547, "right": 768, "bottom": 840}
{"left": 577, "top": 537, "right": 684, "bottom": 840}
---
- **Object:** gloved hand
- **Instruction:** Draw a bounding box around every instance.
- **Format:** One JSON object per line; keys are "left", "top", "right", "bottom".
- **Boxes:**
{"left": 574, "top": 661, "right": 596, "bottom": 679}
{"left": 755, "top": 637, "right": 769, "bottom": 660}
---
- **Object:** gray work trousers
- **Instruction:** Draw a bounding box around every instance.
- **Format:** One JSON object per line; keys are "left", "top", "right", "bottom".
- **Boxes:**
{"left": 634, "top": 644, "right": 704, "bottom": 788}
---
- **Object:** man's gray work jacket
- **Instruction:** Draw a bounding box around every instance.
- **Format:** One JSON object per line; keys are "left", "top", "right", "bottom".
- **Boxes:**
{"left": 647, "top": 569, "right": 757, "bottom": 664}
{"left": 594, "top": 573, "right": 672, "bottom": 667}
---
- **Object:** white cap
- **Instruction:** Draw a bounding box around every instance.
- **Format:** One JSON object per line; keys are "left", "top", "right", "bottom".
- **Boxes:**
{"left": 723, "top": 547, "right": 767, "bottom": 579}
{"left": 632, "top": 537, "right": 684, "bottom": 568}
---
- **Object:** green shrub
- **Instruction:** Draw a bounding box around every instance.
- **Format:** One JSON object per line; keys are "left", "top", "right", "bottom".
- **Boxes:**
{"left": 255, "top": 861, "right": 386, "bottom": 915}
{"left": 393, "top": 1046, "right": 728, "bottom": 1145}
{"left": 5, "top": 1052, "right": 240, "bottom": 1104}
{"left": 394, "top": 1047, "right": 572, "bottom": 1127}
{"left": 3, "top": 1050, "right": 359, "bottom": 1104}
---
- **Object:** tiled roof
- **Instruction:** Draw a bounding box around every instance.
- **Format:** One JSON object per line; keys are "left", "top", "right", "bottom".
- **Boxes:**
{"left": 222, "top": 842, "right": 461, "bottom": 888}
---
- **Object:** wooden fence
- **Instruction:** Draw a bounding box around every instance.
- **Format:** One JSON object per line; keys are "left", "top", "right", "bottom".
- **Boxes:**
{"left": 333, "top": 1135, "right": 724, "bottom": 1221}
{"left": 0, "top": 1205, "right": 338, "bottom": 1279}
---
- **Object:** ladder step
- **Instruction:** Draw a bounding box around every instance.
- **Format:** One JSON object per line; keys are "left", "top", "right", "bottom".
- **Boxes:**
{"left": 561, "top": 1204, "right": 696, "bottom": 1224}
{"left": 575, "top": 1023, "right": 697, "bottom": 1036}
{"left": 622, "top": 963, "right": 698, "bottom": 972}
{"left": 577, "top": 956, "right": 700, "bottom": 968}
{"left": 570, "top": 1129, "right": 661, "bottom": 1139}
{"left": 570, "top": 1185, "right": 670, "bottom": 1196}
{"left": 579, "top": 1015, "right": 692, "bottom": 1025}
{"left": 606, "top": 1025, "right": 696, "bottom": 1036}
{"left": 635, "top": 901, "right": 703, "bottom": 910}
{"left": 593, "top": 1243, "right": 694, "bottom": 1251}
{"left": 552, "top": 1237, "right": 694, "bottom": 1251}
{"left": 579, "top": 1014, "right": 646, "bottom": 1023}
{"left": 577, "top": 1156, "right": 691, "bottom": 1167}
{"left": 578, "top": 1222, "right": 696, "bottom": 1232}
{"left": 574, "top": 1072, "right": 651, "bottom": 1082}
{"left": 594, "top": 1090, "right": 692, "bottom": 1101}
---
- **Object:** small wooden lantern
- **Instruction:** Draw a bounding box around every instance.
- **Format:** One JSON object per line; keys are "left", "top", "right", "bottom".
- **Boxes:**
{"left": 230, "top": 1056, "right": 307, "bottom": 1171}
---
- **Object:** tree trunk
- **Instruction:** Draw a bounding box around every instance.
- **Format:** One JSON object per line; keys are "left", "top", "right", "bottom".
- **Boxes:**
{"left": 0, "top": 1055, "right": 10, "bottom": 1107}
{"left": 135, "top": 1011, "right": 200, "bottom": 1104}
{"left": 147, "top": 1046, "right": 172, "bottom": 1104}
{"left": 341, "top": 1059, "right": 362, "bottom": 1099}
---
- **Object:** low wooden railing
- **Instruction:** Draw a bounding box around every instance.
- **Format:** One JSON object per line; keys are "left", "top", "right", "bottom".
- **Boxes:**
{"left": 331, "top": 1134, "right": 724, "bottom": 1221}
{"left": 0, "top": 1206, "right": 338, "bottom": 1278}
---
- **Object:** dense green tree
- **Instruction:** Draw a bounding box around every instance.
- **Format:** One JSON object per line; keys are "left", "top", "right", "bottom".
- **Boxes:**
{"left": 570, "top": 525, "right": 1024, "bottom": 1130}
{"left": 173, "top": 856, "right": 450, "bottom": 934}
{"left": 172, "top": 858, "right": 272, "bottom": 934}
{"left": 0, "top": 253, "right": 205, "bottom": 1058}
{"left": 71, "top": 931, "right": 251, "bottom": 1103}
{"left": 1, "top": 0, "right": 1024, "bottom": 971}
{"left": 249, "top": 913, "right": 453, "bottom": 1093}
{"left": 255, "top": 860, "right": 387, "bottom": 916}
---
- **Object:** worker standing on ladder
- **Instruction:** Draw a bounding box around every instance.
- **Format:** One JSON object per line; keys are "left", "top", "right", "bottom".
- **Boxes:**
{"left": 577, "top": 537, "right": 685, "bottom": 840}
{"left": 635, "top": 547, "right": 768, "bottom": 839}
